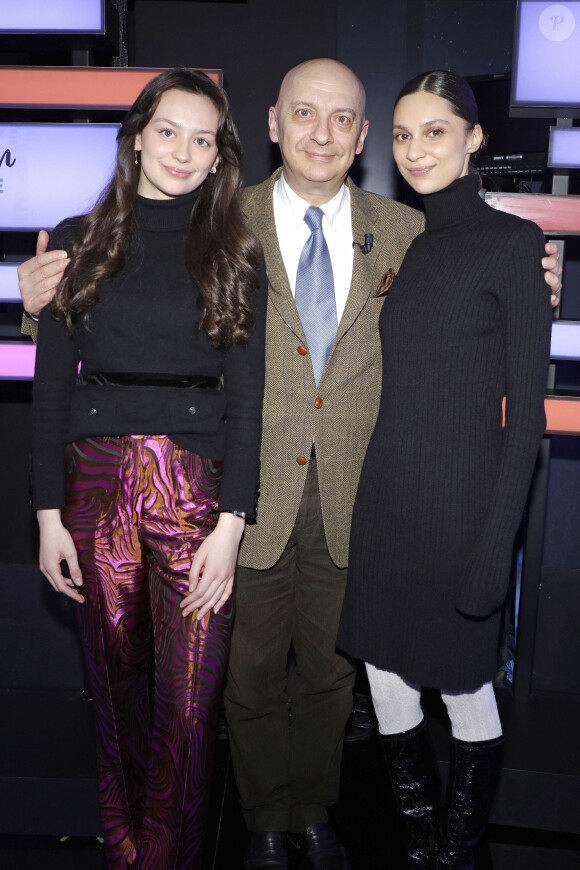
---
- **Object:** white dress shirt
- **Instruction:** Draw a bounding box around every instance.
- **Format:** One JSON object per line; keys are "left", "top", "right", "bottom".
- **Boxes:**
{"left": 272, "top": 173, "right": 354, "bottom": 324}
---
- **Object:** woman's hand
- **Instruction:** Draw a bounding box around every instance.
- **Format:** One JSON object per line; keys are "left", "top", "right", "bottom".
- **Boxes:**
{"left": 180, "top": 512, "right": 245, "bottom": 620}
{"left": 38, "top": 509, "right": 84, "bottom": 603}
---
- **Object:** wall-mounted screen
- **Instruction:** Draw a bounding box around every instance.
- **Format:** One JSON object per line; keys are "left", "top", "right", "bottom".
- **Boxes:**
{"left": 0, "top": 123, "right": 119, "bottom": 231}
{"left": 511, "top": 1, "right": 580, "bottom": 118}
{"left": 0, "top": 342, "right": 36, "bottom": 380}
{"left": 0, "top": 0, "right": 104, "bottom": 31}
{"left": 0, "top": 263, "right": 20, "bottom": 302}
{"left": 548, "top": 125, "right": 580, "bottom": 167}
{"left": 551, "top": 321, "right": 580, "bottom": 359}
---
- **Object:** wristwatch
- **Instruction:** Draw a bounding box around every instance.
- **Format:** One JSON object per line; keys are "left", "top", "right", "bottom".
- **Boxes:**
{"left": 223, "top": 510, "right": 247, "bottom": 520}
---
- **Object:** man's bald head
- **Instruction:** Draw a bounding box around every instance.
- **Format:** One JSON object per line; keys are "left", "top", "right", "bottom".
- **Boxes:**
{"left": 269, "top": 58, "right": 369, "bottom": 206}
{"left": 276, "top": 58, "right": 366, "bottom": 121}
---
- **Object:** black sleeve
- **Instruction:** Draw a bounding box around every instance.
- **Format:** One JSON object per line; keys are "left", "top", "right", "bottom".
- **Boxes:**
{"left": 31, "top": 220, "right": 81, "bottom": 510}
{"left": 217, "top": 262, "right": 268, "bottom": 518}
{"left": 46, "top": 219, "right": 82, "bottom": 256}
{"left": 456, "top": 219, "right": 553, "bottom": 617}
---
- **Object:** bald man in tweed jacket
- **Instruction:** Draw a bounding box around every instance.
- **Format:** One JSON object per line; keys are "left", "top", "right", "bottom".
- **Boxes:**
{"left": 224, "top": 59, "right": 424, "bottom": 867}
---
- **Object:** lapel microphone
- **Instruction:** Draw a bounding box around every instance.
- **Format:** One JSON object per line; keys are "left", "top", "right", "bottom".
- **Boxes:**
{"left": 352, "top": 233, "right": 374, "bottom": 255}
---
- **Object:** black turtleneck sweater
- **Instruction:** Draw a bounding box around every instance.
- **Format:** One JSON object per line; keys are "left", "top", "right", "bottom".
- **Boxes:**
{"left": 32, "top": 192, "right": 267, "bottom": 516}
{"left": 338, "top": 175, "right": 552, "bottom": 690}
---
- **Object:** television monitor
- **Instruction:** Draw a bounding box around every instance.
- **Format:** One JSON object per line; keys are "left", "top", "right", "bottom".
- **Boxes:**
{"left": 511, "top": 0, "right": 580, "bottom": 118}
{"left": 0, "top": 342, "right": 36, "bottom": 381}
{"left": 0, "top": 263, "right": 20, "bottom": 302}
{"left": 0, "top": 0, "right": 103, "bottom": 30}
{"left": 551, "top": 321, "right": 580, "bottom": 360}
{"left": 548, "top": 125, "right": 580, "bottom": 167}
{"left": 0, "top": 122, "right": 119, "bottom": 231}
{"left": 0, "top": 0, "right": 118, "bottom": 51}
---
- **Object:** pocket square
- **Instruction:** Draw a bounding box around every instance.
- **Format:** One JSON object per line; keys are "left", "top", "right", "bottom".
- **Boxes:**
{"left": 373, "top": 268, "right": 395, "bottom": 298}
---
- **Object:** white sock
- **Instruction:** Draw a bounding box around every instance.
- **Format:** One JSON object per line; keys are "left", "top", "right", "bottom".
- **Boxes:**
{"left": 441, "top": 682, "right": 502, "bottom": 742}
{"left": 365, "top": 663, "right": 423, "bottom": 735}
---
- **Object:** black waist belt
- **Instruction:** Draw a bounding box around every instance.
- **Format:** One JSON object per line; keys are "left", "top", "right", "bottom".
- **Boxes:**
{"left": 78, "top": 372, "right": 221, "bottom": 389}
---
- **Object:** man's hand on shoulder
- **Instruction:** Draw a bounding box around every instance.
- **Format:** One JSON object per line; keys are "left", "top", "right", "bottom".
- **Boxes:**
{"left": 18, "top": 230, "right": 69, "bottom": 317}
{"left": 542, "top": 241, "right": 562, "bottom": 309}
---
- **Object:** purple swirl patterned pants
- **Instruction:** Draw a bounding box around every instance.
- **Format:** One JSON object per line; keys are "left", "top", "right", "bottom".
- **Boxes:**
{"left": 62, "top": 435, "right": 232, "bottom": 870}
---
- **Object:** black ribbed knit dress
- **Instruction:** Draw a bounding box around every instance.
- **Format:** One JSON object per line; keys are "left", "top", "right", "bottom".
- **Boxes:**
{"left": 337, "top": 175, "right": 552, "bottom": 690}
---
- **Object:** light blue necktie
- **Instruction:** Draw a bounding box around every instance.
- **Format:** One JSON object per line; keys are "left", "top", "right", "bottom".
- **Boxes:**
{"left": 295, "top": 206, "right": 338, "bottom": 385}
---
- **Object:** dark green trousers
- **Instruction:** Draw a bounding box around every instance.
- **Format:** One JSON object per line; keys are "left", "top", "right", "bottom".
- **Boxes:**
{"left": 224, "top": 455, "right": 356, "bottom": 832}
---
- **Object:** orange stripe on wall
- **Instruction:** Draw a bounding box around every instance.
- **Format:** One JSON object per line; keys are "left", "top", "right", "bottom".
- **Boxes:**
{"left": 0, "top": 67, "right": 221, "bottom": 110}
{"left": 545, "top": 396, "right": 580, "bottom": 435}
{"left": 485, "top": 192, "right": 580, "bottom": 235}
{"left": 501, "top": 395, "right": 580, "bottom": 434}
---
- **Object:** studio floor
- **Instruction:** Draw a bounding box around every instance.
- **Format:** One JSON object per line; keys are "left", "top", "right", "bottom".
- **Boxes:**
{"left": 1, "top": 698, "right": 580, "bottom": 870}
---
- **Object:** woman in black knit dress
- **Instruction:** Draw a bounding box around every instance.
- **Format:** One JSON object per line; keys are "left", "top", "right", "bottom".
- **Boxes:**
{"left": 32, "top": 69, "right": 266, "bottom": 869}
{"left": 337, "top": 71, "right": 552, "bottom": 868}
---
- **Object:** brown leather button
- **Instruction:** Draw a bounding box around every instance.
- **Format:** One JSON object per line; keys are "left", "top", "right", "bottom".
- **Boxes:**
{"left": 296, "top": 456, "right": 308, "bottom": 466}
{"left": 297, "top": 345, "right": 308, "bottom": 356}
{"left": 314, "top": 397, "right": 323, "bottom": 409}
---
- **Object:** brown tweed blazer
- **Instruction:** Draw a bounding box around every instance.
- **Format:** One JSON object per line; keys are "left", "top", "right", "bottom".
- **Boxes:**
{"left": 239, "top": 169, "right": 424, "bottom": 570}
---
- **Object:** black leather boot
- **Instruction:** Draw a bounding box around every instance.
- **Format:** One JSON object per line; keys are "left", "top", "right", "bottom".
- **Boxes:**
{"left": 379, "top": 718, "right": 442, "bottom": 868}
{"left": 435, "top": 734, "right": 504, "bottom": 869}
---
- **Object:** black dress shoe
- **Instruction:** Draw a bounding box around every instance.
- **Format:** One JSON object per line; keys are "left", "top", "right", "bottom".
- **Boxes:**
{"left": 244, "top": 831, "right": 289, "bottom": 869}
{"left": 287, "top": 823, "right": 351, "bottom": 870}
